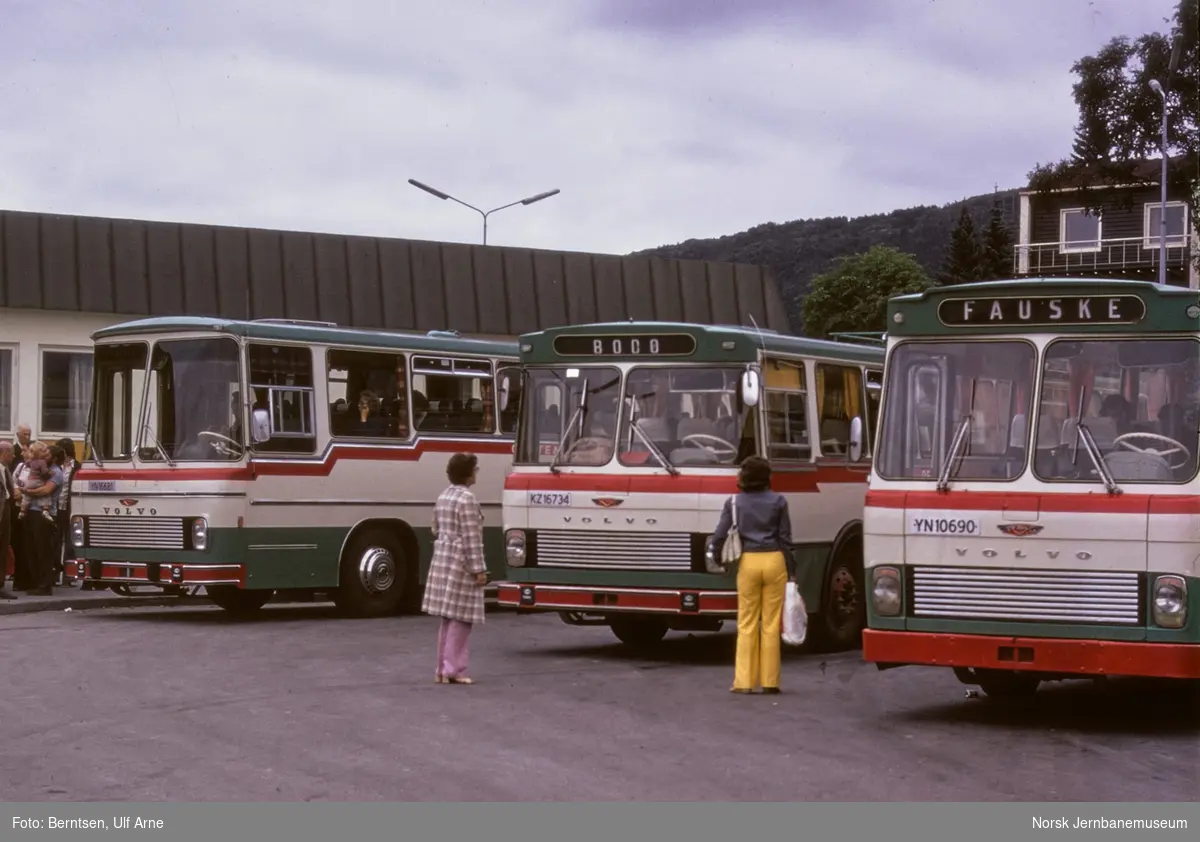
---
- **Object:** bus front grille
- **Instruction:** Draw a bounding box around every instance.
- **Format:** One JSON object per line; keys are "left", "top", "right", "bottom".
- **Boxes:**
{"left": 85, "top": 516, "right": 186, "bottom": 551}
{"left": 534, "top": 530, "right": 693, "bottom": 572}
{"left": 911, "top": 566, "right": 1141, "bottom": 625}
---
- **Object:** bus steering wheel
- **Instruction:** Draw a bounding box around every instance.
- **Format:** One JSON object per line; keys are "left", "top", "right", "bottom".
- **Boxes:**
{"left": 680, "top": 433, "right": 739, "bottom": 460}
{"left": 198, "top": 430, "right": 243, "bottom": 458}
{"left": 1112, "top": 431, "right": 1191, "bottom": 470}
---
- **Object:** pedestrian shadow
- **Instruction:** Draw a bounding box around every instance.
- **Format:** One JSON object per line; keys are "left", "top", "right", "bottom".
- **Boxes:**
{"left": 510, "top": 627, "right": 854, "bottom": 668}
{"left": 891, "top": 677, "right": 1200, "bottom": 736}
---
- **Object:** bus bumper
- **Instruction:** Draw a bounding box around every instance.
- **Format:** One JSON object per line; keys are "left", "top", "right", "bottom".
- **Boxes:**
{"left": 862, "top": 629, "right": 1200, "bottom": 680}
{"left": 495, "top": 581, "right": 738, "bottom": 616}
{"left": 64, "top": 559, "right": 246, "bottom": 588}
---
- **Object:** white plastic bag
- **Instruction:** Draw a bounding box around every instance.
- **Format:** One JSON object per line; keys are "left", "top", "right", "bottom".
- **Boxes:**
{"left": 782, "top": 581, "right": 807, "bottom": 646}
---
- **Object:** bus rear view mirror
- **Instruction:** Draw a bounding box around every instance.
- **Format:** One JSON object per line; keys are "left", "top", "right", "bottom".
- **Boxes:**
{"left": 741, "top": 369, "right": 760, "bottom": 407}
{"left": 848, "top": 416, "right": 864, "bottom": 462}
{"left": 251, "top": 409, "right": 271, "bottom": 444}
{"left": 498, "top": 374, "right": 511, "bottom": 411}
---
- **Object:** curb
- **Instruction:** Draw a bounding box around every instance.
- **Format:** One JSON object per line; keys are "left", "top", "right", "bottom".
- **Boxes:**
{"left": 0, "top": 594, "right": 210, "bottom": 616}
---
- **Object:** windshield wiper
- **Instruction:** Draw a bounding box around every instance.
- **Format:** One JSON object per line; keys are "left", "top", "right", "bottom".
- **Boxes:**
{"left": 626, "top": 397, "right": 679, "bottom": 476}
{"left": 141, "top": 423, "right": 176, "bottom": 467}
{"left": 549, "top": 386, "right": 589, "bottom": 475}
{"left": 84, "top": 403, "right": 103, "bottom": 468}
{"left": 936, "top": 415, "right": 972, "bottom": 492}
{"left": 1068, "top": 386, "right": 1121, "bottom": 495}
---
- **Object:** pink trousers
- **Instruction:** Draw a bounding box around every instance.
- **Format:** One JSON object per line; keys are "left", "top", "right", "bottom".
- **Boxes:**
{"left": 436, "top": 617, "right": 473, "bottom": 678}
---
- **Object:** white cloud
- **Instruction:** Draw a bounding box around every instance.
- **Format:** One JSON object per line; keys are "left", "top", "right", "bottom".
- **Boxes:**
{"left": 0, "top": 0, "right": 1180, "bottom": 254}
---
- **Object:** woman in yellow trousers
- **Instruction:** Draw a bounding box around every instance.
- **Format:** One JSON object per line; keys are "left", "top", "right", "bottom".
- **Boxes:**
{"left": 709, "top": 456, "right": 795, "bottom": 694}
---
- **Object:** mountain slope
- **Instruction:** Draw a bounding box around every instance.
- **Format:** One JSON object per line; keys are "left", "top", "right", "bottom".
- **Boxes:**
{"left": 634, "top": 189, "right": 1020, "bottom": 330}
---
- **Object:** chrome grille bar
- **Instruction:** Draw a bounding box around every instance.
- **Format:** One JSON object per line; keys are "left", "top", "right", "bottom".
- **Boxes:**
{"left": 86, "top": 516, "right": 186, "bottom": 550}
{"left": 536, "top": 530, "right": 692, "bottom": 571}
{"left": 912, "top": 567, "right": 1141, "bottom": 625}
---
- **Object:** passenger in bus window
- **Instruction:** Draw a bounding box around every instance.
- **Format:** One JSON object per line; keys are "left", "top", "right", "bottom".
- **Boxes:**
{"left": 423, "top": 453, "right": 488, "bottom": 685}
{"left": 347, "top": 390, "right": 389, "bottom": 437}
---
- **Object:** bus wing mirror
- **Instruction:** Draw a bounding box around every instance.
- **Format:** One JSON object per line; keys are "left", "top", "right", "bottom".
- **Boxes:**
{"left": 741, "top": 369, "right": 760, "bottom": 407}
{"left": 251, "top": 408, "right": 271, "bottom": 444}
{"left": 498, "top": 374, "right": 511, "bottom": 411}
{"left": 848, "top": 416, "right": 864, "bottom": 462}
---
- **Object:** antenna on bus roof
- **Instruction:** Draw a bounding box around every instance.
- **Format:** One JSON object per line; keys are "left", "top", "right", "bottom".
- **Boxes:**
{"left": 746, "top": 312, "right": 769, "bottom": 356}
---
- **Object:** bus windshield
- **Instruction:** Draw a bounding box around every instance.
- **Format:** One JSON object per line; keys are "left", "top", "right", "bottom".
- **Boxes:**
{"left": 1033, "top": 338, "right": 1200, "bottom": 484}
{"left": 515, "top": 366, "right": 622, "bottom": 466}
{"left": 618, "top": 366, "right": 753, "bottom": 467}
{"left": 876, "top": 340, "right": 1036, "bottom": 481}
{"left": 140, "top": 337, "right": 244, "bottom": 462}
{"left": 90, "top": 342, "right": 149, "bottom": 461}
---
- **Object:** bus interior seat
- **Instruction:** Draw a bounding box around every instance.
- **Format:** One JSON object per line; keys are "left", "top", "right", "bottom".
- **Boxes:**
{"left": 1061, "top": 416, "right": 1118, "bottom": 450}
{"left": 1103, "top": 450, "right": 1174, "bottom": 481}
{"left": 1009, "top": 414, "right": 1026, "bottom": 449}
{"left": 820, "top": 418, "right": 849, "bottom": 455}
{"left": 635, "top": 416, "right": 671, "bottom": 443}
{"left": 676, "top": 417, "right": 718, "bottom": 441}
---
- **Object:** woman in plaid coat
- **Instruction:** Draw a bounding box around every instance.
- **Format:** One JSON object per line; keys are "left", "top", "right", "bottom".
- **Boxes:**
{"left": 423, "top": 452, "right": 488, "bottom": 685}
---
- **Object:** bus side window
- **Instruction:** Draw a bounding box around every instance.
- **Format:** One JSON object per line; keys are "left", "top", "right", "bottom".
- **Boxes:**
{"left": 763, "top": 358, "right": 811, "bottom": 462}
{"left": 497, "top": 365, "right": 523, "bottom": 435}
{"left": 410, "top": 356, "right": 494, "bottom": 434}
{"left": 865, "top": 368, "right": 883, "bottom": 457}
{"left": 325, "top": 348, "right": 409, "bottom": 439}
{"left": 247, "top": 343, "right": 317, "bottom": 454}
{"left": 815, "top": 363, "right": 866, "bottom": 460}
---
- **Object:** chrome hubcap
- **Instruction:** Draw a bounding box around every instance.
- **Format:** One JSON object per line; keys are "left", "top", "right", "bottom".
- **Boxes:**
{"left": 358, "top": 547, "right": 395, "bottom": 594}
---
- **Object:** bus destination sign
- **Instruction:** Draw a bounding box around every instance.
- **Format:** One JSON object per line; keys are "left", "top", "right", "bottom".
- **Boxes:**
{"left": 553, "top": 333, "right": 697, "bottom": 357}
{"left": 937, "top": 294, "right": 1146, "bottom": 327}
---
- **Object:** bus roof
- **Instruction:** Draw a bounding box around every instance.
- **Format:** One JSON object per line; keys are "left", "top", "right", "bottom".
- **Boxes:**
{"left": 90, "top": 316, "right": 520, "bottom": 358}
{"left": 887, "top": 276, "right": 1200, "bottom": 338}
{"left": 518, "top": 321, "right": 885, "bottom": 365}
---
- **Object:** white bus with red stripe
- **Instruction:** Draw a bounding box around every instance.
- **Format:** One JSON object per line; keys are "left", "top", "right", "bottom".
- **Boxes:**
{"left": 64, "top": 316, "right": 519, "bottom": 617}
{"left": 494, "top": 321, "right": 885, "bottom": 650}
{"left": 862, "top": 278, "right": 1200, "bottom": 697}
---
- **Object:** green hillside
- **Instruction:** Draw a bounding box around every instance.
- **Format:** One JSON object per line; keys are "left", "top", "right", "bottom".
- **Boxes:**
{"left": 634, "top": 189, "right": 1020, "bottom": 331}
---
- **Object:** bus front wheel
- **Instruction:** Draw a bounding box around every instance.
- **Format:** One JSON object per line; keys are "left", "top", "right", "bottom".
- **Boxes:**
{"left": 207, "top": 585, "right": 273, "bottom": 617}
{"left": 816, "top": 538, "right": 866, "bottom": 651}
{"left": 333, "top": 528, "right": 409, "bottom": 618}
{"left": 609, "top": 616, "right": 669, "bottom": 648}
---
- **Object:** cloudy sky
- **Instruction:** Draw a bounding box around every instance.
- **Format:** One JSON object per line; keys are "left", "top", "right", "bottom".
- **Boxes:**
{"left": 0, "top": 0, "right": 1180, "bottom": 255}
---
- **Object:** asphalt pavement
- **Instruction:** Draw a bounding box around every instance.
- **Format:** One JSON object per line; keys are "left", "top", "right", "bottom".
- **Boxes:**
{"left": 2, "top": 603, "right": 1197, "bottom": 802}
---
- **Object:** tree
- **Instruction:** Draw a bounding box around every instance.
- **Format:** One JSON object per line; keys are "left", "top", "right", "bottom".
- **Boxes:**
{"left": 938, "top": 206, "right": 983, "bottom": 285}
{"left": 979, "top": 197, "right": 1015, "bottom": 280}
{"left": 801, "top": 245, "right": 934, "bottom": 339}
{"left": 1027, "top": 0, "right": 1198, "bottom": 239}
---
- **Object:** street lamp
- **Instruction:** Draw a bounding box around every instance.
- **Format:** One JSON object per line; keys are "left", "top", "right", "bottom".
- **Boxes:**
{"left": 408, "top": 179, "right": 561, "bottom": 245}
{"left": 1148, "top": 36, "right": 1182, "bottom": 286}
{"left": 1149, "top": 78, "right": 1169, "bottom": 285}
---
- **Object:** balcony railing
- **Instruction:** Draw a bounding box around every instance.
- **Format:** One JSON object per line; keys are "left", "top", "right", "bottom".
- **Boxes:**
{"left": 1014, "top": 236, "right": 1190, "bottom": 276}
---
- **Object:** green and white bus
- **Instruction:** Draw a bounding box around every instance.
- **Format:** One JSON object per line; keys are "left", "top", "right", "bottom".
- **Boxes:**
{"left": 64, "top": 316, "right": 520, "bottom": 617}
{"left": 495, "top": 320, "right": 886, "bottom": 650}
{"left": 862, "top": 278, "right": 1200, "bottom": 696}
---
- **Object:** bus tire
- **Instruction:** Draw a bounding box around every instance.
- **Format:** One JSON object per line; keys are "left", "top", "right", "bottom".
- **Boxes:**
{"left": 207, "top": 585, "right": 273, "bottom": 617}
{"left": 976, "top": 670, "right": 1041, "bottom": 700}
{"left": 816, "top": 534, "right": 866, "bottom": 652}
{"left": 333, "top": 528, "right": 408, "bottom": 618}
{"left": 609, "top": 615, "right": 669, "bottom": 648}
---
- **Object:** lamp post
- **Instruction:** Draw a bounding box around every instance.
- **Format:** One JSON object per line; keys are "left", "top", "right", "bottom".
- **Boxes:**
{"left": 1149, "top": 78, "right": 1169, "bottom": 285}
{"left": 408, "top": 179, "right": 560, "bottom": 245}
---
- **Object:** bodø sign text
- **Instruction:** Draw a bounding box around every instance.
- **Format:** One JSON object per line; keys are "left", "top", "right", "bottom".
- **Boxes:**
{"left": 937, "top": 294, "right": 1146, "bottom": 327}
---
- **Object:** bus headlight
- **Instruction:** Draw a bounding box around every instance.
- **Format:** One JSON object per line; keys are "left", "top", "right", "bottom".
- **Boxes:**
{"left": 1152, "top": 575, "right": 1187, "bottom": 629}
{"left": 871, "top": 566, "right": 902, "bottom": 616}
{"left": 505, "top": 530, "right": 526, "bottom": 567}
{"left": 70, "top": 516, "right": 85, "bottom": 548}
{"left": 191, "top": 518, "right": 209, "bottom": 551}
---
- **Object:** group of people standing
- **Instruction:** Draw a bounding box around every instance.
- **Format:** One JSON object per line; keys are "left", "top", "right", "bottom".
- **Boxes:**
{"left": 1, "top": 426, "right": 78, "bottom": 599}
{"left": 422, "top": 451, "right": 796, "bottom": 693}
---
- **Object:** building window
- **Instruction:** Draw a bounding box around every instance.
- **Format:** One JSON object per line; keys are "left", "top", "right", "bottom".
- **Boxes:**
{"left": 326, "top": 349, "right": 409, "bottom": 439}
{"left": 41, "top": 349, "right": 93, "bottom": 435}
{"left": 1144, "top": 202, "right": 1188, "bottom": 249}
{"left": 1059, "top": 208, "right": 1101, "bottom": 253}
{"left": 0, "top": 347, "right": 13, "bottom": 432}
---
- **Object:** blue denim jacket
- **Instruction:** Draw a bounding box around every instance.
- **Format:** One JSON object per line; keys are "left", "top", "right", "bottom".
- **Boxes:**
{"left": 709, "top": 489, "right": 795, "bottom": 578}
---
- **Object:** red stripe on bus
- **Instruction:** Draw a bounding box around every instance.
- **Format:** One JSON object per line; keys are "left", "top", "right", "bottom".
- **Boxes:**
{"left": 504, "top": 465, "right": 869, "bottom": 495}
{"left": 862, "top": 629, "right": 1200, "bottom": 680}
{"left": 864, "top": 488, "right": 1197, "bottom": 516}
{"left": 73, "top": 439, "right": 514, "bottom": 482}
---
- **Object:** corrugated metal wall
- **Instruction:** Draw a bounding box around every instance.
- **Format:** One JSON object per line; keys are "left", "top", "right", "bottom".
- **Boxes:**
{"left": 0, "top": 209, "right": 793, "bottom": 335}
